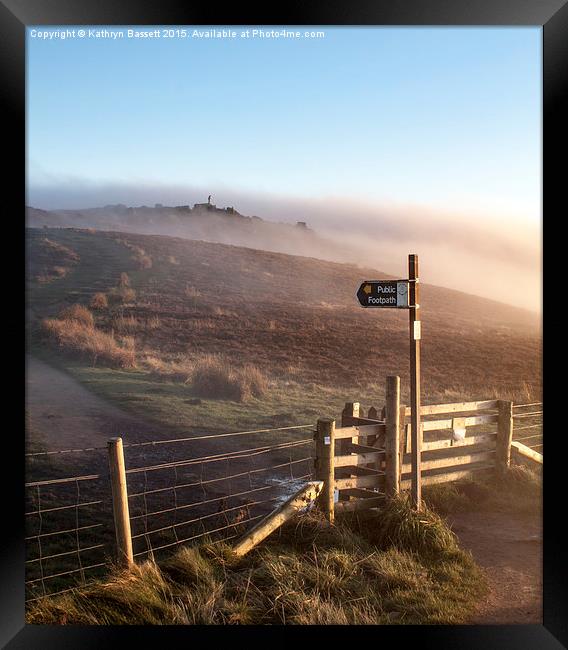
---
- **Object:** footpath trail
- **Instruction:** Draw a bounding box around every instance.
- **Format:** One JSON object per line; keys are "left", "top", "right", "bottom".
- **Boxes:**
{"left": 449, "top": 509, "right": 542, "bottom": 624}
{"left": 26, "top": 355, "right": 155, "bottom": 452}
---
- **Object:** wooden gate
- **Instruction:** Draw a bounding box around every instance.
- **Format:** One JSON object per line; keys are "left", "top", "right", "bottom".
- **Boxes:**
{"left": 314, "top": 375, "right": 528, "bottom": 519}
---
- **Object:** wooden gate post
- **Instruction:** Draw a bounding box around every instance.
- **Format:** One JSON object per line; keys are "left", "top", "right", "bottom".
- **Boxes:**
{"left": 339, "top": 403, "right": 360, "bottom": 501}
{"left": 399, "top": 404, "right": 407, "bottom": 486}
{"left": 496, "top": 400, "right": 514, "bottom": 474}
{"left": 385, "top": 376, "right": 401, "bottom": 496}
{"left": 108, "top": 437, "right": 134, "bottom": 567}
{"left": 341, "top": 402, "right": 360, "bottom": 427}
{"left": 315, "top": 418, "right": 335, "bottom": 523}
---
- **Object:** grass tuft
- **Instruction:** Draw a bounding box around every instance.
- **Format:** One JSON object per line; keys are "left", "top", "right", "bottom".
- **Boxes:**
{"left": 58, "top": 304, "right": 94, "bottom": 329}
{"left": 354, "top": 495, "right": 459, "bottom": 557}
{"left": 90, "top": 292, "right": 109, "bottom": 310}
{"left": 108, "top": 286, "right": 137, "bottom": 304}
{"left": 41, "top": 316, "right": 136, "bottom": 369}
{"left": 191, "top": 356, "right": 268, "bottom": 402}
{"left": 27, "top": 506, "right": 486, "bottom": 625}
{"left": 424, "top": 464, "right": 541, "bottom": 515}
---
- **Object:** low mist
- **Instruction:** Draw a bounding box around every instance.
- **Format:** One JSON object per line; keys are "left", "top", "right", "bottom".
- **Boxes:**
{"left": 27, "top": 179, "right": 541, "bottom": 314}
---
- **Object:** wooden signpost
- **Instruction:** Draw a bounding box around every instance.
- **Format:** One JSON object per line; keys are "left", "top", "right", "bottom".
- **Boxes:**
{"left": 356, "top": 254, "right": 423, "bottom": 509}
{"left": 408, "top": 255, "right": 422, "bottom": 509}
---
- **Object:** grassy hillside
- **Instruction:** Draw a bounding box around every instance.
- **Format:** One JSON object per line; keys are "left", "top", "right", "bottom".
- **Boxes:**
{"left": 26, "top": 226, "right": 541, "bottom": 438}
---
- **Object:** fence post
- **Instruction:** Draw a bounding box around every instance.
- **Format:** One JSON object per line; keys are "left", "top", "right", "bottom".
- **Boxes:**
{"left": 385, "top": 376, "right": 401, "bottom": 496}
{"left": 399, "top": 404, "right": 407, "bottom": 486}
{"left": 338, "top": 403, "right": 360, "bottom": 501}
{"left": 341, "top": 402, "right": 359, "bottom": 426}
{"left": 315, "top": 418, "right": 335, "bottom": 523}
{"left": 496, "top": 400, "right": 514, "bottom": 474}
{"left": 108, "top": 437, "right": 134, "bottom": 567}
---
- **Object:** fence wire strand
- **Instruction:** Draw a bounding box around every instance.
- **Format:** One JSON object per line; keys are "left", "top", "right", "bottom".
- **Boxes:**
{"left": 25, "top": 462, "right": 109, "bottom": 603}
{"left": 513, "top": 402, "right": 542, "bottom": 455}
{"left": 110, "top": 425, "right": 317, "bottom": 561}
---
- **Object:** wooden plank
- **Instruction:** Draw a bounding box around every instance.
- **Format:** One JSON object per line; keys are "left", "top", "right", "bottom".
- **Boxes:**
{"left": 334, "top": 496, "right": 385, "bottom": 512}
{"left": 404, "top": 400, "right": 499, "bottom": 417}
{"left": 350, "top": 443, "right": 385, "bottom": 455}
{"left": 403, "top": 437, "right": 496, "bottom": 462}
{"left": 343, "top": 465, "right": 384, "bottom": 476}
{"left": 401, "top": 450, "right": 494, "bottom": 473}
{"left": 418, "top": 433, "right": 496, "bottom": 453}
{"left": 511, "top": 441, "right": 543, "bottom": 465}
{"left": 419, "top": 414, "right": 498, "bottom": 432}
{"left": 335, "top": 451, "right": 384, "bottom": 468}
{"left": 419, "top": 416, "right": 490, "bottom": 433}
{"left": 334, "top": 424, "right": 385, "bottom": 440}
{"left": 233, "top": 481, "right": 323, "bottom": 556}
{"left": 348, "top": 416, "right": 385, "bottom": 426}
{"left": 400, "top": 462, "right": 494, "bottom": 488}
{"left": 335, "top": 474, "right": 384, "bottom": 490}
{"left": 341, "top": 488, "right": 382, "bottom": 499}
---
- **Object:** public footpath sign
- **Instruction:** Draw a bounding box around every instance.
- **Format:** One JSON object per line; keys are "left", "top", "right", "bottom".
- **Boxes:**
{"left": 356, "top": 257, "right": 422, "bottom": 510}
{"left": 356, "top": 280, "right": 409, "bottom": 308}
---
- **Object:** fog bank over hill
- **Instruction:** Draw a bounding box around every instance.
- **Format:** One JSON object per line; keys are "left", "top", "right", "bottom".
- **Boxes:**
{"left": 27, "top": 180, "right": 540, "bottom": 314}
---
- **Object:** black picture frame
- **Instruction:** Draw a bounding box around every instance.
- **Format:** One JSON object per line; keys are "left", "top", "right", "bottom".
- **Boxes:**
{"left": 4, "top": 0, "right": 564, "bottom": 646}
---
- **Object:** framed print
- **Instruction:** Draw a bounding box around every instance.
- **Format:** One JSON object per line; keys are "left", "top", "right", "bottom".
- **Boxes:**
{"left": 2, "top": 0, "right": 565, "bottom": 646}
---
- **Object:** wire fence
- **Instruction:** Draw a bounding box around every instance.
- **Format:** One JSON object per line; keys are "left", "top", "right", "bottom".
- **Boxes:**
{"left": 24, "top": 402, "right": 541, "bottom": 603}
{"left": 25, "top": 447, "right": 113, "bottom": 603}
{"left": 124, "top": 427, "right": 315, "bottom": 560}
{"left": 25, "top": 423, "right": 315, "bottom": 602}
{"left": 513, "top": 402, "right": 543, "bottom": 454}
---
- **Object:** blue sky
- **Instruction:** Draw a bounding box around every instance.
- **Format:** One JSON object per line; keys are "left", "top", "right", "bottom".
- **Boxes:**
{"left": 27, "top": 26, "right": 541, "bottom": 224}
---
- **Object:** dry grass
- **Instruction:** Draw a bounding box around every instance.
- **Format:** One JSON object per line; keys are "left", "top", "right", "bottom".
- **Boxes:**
{"left": 30, "top": 238, "right": 80, "bottom": 284}
{"left": 112, "top": 314, "right": 140, "bottom": 333}
{"left": 41, "top": 312, "right": 136, "bottom": 369}
{"left": 58, "top": 304, "right": 94, "bottom": 329}
{"left": 191, "top": 356, "right": 268, "bottom": 402}
{"left": 146, "top": 316, "right": 161, "bottom": 330}
{"left": 485, "top": 381, "right": 541, "bottom": 404}
{"left": 104, "top": 272, "right": 138, "bottom": 304}
{"left": 51, "top": 266, "right": 68, "bottom": 278}
{"left": 130, "top": 246, "right": 153, "bottom": 270}
{"left": 115, "top": 238, "right": 153, "bottom": 270}
{"left": 119, "top": 272, "right": 131, "bottom": 288}
{"left": 26, "top": 503, "right": 486, "bottom": 625}
{"left": 423, "top": 464, "right": 542, "bottom": 515}
{"left": 90, "top": 292, "right": 109, "bottom": 310}
{"left": 355, "top": 494, "right": 458, "bottom": 557}
{"left": 184, "top": 285, "right": 201, "bottom": 304}
{"left": 108, "top": 286, "right": 137, "bottom": 304}
{"left": 142, "top": 355, "right": 194, "bottom": 383}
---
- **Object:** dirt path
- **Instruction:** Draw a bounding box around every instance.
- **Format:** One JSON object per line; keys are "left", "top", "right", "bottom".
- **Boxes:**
{"left": 26, "top": 355, "right": 155, "bottom": 452}
{"left": 449, "top": 510, "right": 542, "bottom": 624}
